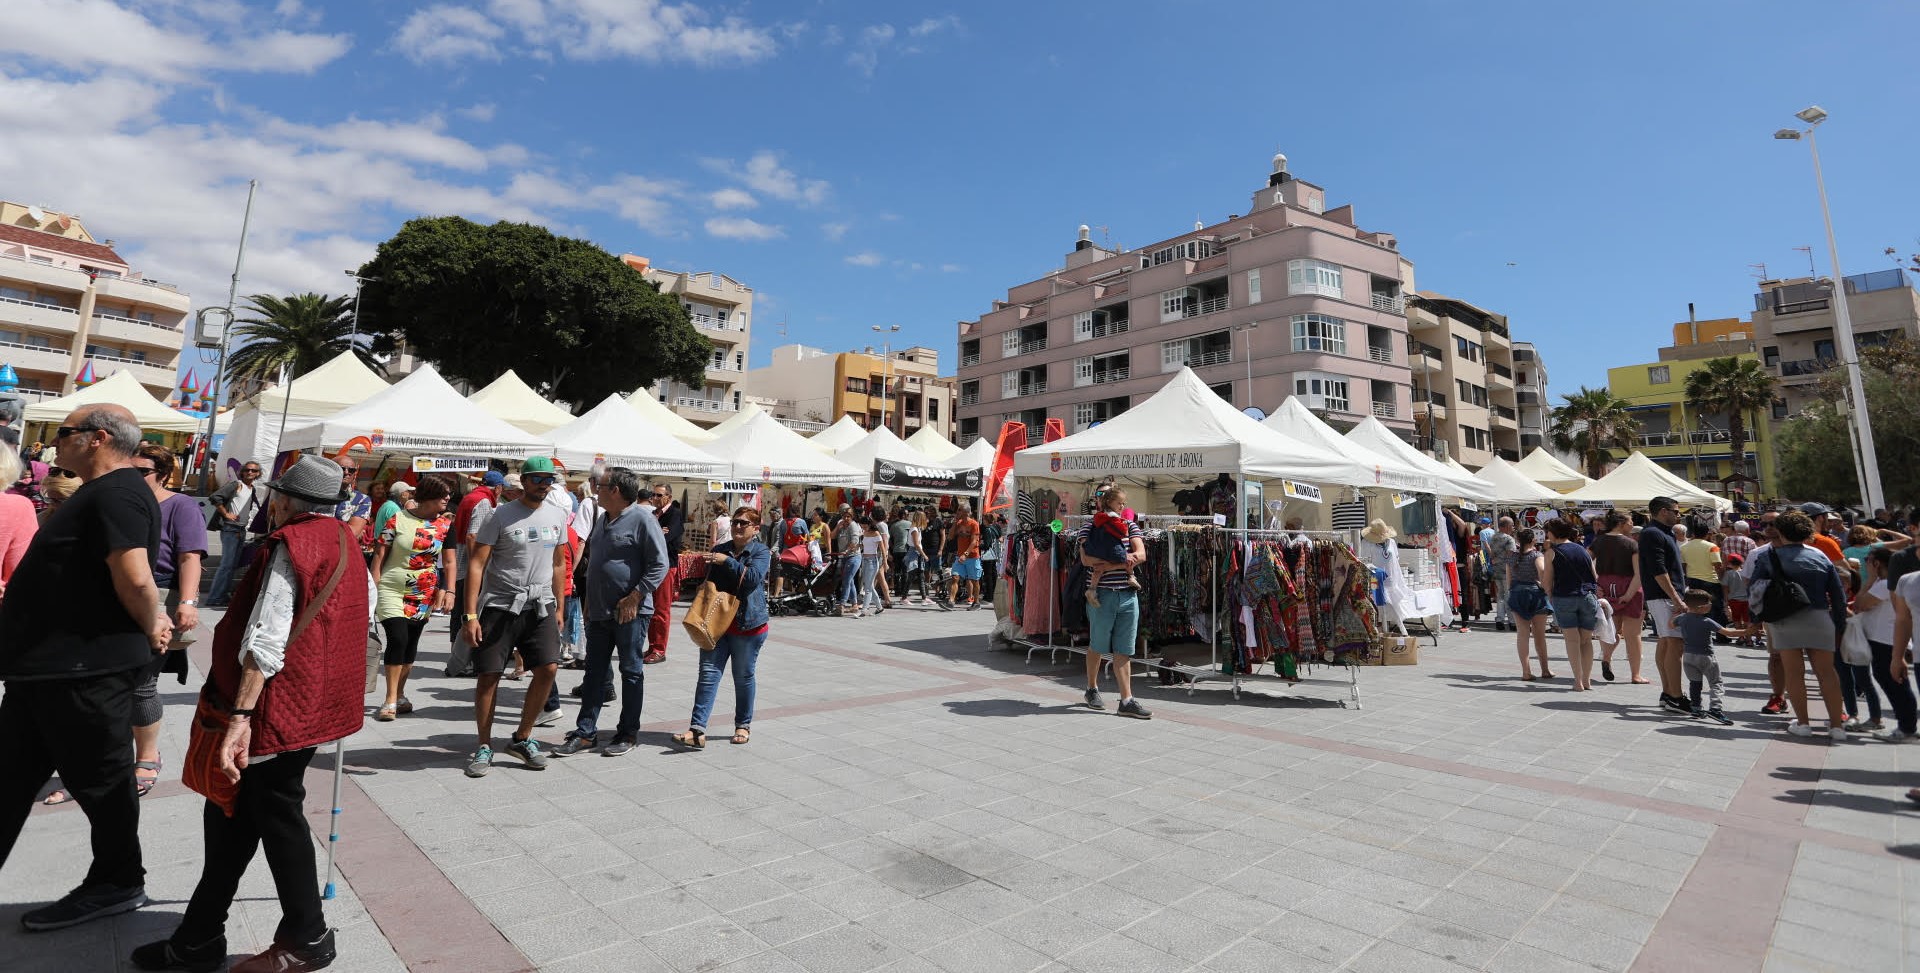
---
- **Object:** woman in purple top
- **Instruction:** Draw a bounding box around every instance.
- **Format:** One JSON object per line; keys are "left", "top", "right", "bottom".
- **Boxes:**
{"left": 132, "top": 443, "right": 208, "bottom": 794}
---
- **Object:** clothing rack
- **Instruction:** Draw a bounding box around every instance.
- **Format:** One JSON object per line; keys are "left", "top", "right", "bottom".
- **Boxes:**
{"left": 1012, "top": 514, "right": 1214, "bottom": 667}
{"left": 1202, "top": 527, "right": 1366, "bottom": 707}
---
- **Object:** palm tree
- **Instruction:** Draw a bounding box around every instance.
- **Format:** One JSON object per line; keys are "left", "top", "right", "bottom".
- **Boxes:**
{"left": 1684, "top": 356, "right": 1776, "bottom": 480}
{"left": 1550, "top": 385, "right": 1640, "bottom": 479}
{"left": 225, "top": 293, "right": 377, "bottom": 388}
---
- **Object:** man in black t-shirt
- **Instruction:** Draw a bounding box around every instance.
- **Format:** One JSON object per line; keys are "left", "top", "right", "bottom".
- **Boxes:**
{"left": 0, "top": 404, "right": 168, "bottom": 931}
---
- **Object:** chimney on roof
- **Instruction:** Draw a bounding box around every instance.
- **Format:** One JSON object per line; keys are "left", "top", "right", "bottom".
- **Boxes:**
{"left": 102, "top": 239, "right": 114, "bottom": 248}
{"left": 1074, "top": 224, "right": 1092, "bottom": 252}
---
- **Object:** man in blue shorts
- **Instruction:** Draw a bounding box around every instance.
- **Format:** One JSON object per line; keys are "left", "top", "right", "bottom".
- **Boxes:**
{"left": 945, "top": 503, "right": 983, "bottom": 610}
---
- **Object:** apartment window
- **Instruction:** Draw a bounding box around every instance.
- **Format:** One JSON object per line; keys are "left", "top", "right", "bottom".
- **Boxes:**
{"left": 0, "top": 287, "right": 31, "bottom": 303}
{"left": 960, "top": 339, "right": 980, "bottom": 364}
{"left": 1147, "top": 239, "right": 1215, "bottom": 266}
{"left": 1073, "top": 310, "right": 1094, "bottom": 342}
{"left": 1762, "top": 345, "right": 1780, "bottom": 367}
{"left": 959, "top": 417, "right": 979, "bottom": 440}
{"left": 1453, "top": 380, "right": 1489, "bottom": 407}
{"left": 733, "top": 390, "right": 741, "bottom": 409}
{"left": 1814, "top": 339, "right": 1836, "bottom": 363}
{"left": 1647, "top": 365, "right": 1671, "bottom": 385}
{"left": 1290, "top": 314, "right": 1347, "bottom": 355}
{"left": 845, "top": 377, "right": 869, "bottom": 394}
{"left": 1287, "top": 259, "right": 1343, "bottom": 298}
{"left": 1160, "top": 287, "right": 1194, "bottom": 323}
{"left": 1293, "top": 373, "right": 1351, "bottom": 413}
{"left": 1771, "top": 400, "right": 1788, "bottom": 420}
{"left": 1463, "top": 427, "right": 1490, "bottom": 452}
{"left": 1246, "top": 268, "right": 1262, "bottom": 304}
{"left": 1001, "top": 332, "right": 1022, "bottom": 358}
{"left": 1208, "top": 382, "right": 1233, "bottom": 403}
{"left": 927, "top": 399, "right": 938, "bottom": 421}
{"left": 1454, "top": 336, "right": 1482, "bottom": 363}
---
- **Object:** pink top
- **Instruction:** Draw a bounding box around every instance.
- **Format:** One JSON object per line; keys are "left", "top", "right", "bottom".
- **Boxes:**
{"left": 0, "top": 493, "right": 36, "bottom": 581}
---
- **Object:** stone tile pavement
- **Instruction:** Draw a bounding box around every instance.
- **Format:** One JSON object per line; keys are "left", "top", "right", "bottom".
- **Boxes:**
{"left": 3, "top": 599, "right": 1917, "bottom": 971}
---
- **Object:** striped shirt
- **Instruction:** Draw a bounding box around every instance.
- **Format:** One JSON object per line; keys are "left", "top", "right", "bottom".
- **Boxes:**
{"left": 1076, "top": 521, "right": 1145, "bottom": 590}
{"left": 1720, "top": 532, "right": 1755, "bottom": 561}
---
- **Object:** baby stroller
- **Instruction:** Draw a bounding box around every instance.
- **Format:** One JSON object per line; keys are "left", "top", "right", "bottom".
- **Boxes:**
{"left": 770, "top": 541, "right": 834, "bottom": 616}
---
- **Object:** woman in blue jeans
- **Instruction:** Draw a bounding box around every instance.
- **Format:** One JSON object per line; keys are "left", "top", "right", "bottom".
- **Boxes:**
{"left": 674, "top": 506, "right": 770, "bottom": 748}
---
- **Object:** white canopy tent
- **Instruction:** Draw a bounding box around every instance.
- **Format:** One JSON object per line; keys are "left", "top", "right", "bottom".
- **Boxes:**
{"left": 213, "top": 353, "right": 393, "bottom": 483}
{"left": 952, "top": 437, "right": 994, "bottom": 472}
{"left": 1559, "top": 451, "right": 1734, "bottom": 512}
{"left": 470, "top": 370, "right": 576, "bottom": 435}
{"left": 544, "top": 394, "right": 723, "bottom": 477}
{"left": 281, "top": 365, "right": 545, "bottom": 459}
{"left": 831, "top": 426, "right": 932, "bottom": 470}
{"left": 1513, "top": 448, "right": 1593, "bottom": 492}
{"left": 1262, "top": 397, "right": 1439, "bottom": 493}
{"left": 1470, "top": 456, "right": 1566, "bottom": 504}
{"left": 626, "top": 385, "right": 718, "bottom": 445}
{"left": 903, "top": 424, "right": 962, "bottom": 462}
{"left": 701, "top": 401, "right": 774, "bottom": 441}
{"left": 807, "top": 415, "right": 868, "bottom": 453}
{"left": 25, "top": 370, "right": 201, "bottom": 433}
{"left": 700, "top": 410, "right": 867, "bottom": 487}
{"left": 1011, "top": 368, "right": 1393, "bottom": 489}
{"left": 1342, "top": 417, "right": 1497, "bottom": 500}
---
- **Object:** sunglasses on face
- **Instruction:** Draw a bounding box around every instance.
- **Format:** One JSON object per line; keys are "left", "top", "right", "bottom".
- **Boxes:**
{"left": 524, "top": 474, "right": 557, "bottom": 485}
{"left": 242, "top": 468, "right": 261, "bottom": 475}
{"left": 54, "top": 424, "right": 97, "bottom": 440}
{"left": 46, "top": 468, "right": 78, "bottom": 479}
{"left": 730, "top": 519, "right": 752, "bottom": 528}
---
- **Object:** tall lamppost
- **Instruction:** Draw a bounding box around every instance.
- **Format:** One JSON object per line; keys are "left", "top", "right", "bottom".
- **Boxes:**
{"left": 872, "top": 324, "right": 900, "bottom": 433}
{"left": 1774, "top": 105, "right": 1885, "bottom": 512}
{"left": 343, "top": 270, "right": 373, "bottom": 343}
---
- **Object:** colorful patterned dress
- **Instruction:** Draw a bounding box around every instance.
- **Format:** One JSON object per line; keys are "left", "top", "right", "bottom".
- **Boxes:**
{"left": 376, "top": 510, "right": 453, "bottom": 622}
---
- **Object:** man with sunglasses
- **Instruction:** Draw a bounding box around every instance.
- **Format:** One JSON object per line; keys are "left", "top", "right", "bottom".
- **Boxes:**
{"left": 0, "top": 404, "right": 170, "bottom": 930}
{"left": 205, "top": 462, "right": 267, "bottom": 607}
{"left": 330, "top": 456, "right": 371, "bottom": 551}
{"left": 643, "top": 482, "right": 685, "bottom": 665}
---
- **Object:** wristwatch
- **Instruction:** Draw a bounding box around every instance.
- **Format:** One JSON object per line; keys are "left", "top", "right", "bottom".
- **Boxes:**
{"left": 230, "top": 707, "right": 256, "bottom": 718}
{"left": 179, "top": 599, "right": 198, "bottom": 607}
{"left": 463, "top": 613, "right": 480, "bottom": 621}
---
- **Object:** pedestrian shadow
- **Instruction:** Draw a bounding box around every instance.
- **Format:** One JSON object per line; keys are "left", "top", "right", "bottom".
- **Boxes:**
{"left": 341, "top": 733, "right": 472, "bottom": 774}
{"left": 1774, "top": 766, "right": 1917, "bottom": 788}
{"left": 1775, "top": 787, "right": 1919, "bottom": 816}
{"left": 942, "top": 699, "right": 1086, "bottom": 718}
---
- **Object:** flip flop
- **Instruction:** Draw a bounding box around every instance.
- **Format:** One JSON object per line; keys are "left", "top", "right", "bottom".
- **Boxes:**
{"left": 41, "top": 788, "right": 75, "bottom": 806}
{"left": 134, "top": 760, "right": 161, "bottom": 798}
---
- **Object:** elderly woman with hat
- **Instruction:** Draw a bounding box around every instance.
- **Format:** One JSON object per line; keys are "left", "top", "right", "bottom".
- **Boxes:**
{"left": 133, "top": 453, "right": 375, "bottom": 973}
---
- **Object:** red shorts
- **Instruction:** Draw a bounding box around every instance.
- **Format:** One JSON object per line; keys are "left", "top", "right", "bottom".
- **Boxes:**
{"left": 1727, "top": 599, "right": 1750, "bottom": 626}
{"left": 1598, "top": 575, "right": 1643, "bottom": 619}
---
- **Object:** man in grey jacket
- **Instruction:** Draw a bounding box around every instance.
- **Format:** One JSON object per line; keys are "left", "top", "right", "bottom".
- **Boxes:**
{"left": 551, "top": 467, "right": 667, "bottom": 757}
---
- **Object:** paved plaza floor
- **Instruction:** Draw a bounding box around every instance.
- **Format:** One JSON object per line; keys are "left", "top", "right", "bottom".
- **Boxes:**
{"left": 3, "top": 600, "right": 1915, "bottom": 972}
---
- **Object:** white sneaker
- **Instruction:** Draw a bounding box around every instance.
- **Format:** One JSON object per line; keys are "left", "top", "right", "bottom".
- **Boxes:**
{"left": 1830, "top": 726, "right": 1849, "bottom": 742}
{"left": 1786, "top": 723, "right": 1814, "bottom": 737}
{"left": 1876, "top": 729, "right": 1916, "bottom": 743}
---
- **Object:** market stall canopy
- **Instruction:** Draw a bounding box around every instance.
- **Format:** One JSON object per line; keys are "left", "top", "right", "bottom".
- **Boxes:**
{"left": 281, "top": 365, "right": 545, "bottom": 458}
{"left": 24, "top": 370, "right": 200, "bottom": 433}
{"left": 545, "top": 394, "right": 722, "bottom": 477}
{"left": 1342, "top": 417, "right": 1497, "bottom": 500}
{"left": 807, "top": 415, "right": 868, "bottom": 453}
{"left": 1513, "top": 447, "right": 1594, "bottom": 491}
{"left": 247, "top": 352, "right": 389, "bottom": 418}
{"left": 1262, "top": 397, "right": 1437, "bottom": 492}
{"left": 701, "top": 401, "right": 771, "bottom": 440}
{"left": 626, "top": 385, "right": 717, "bottom": 445}
{"left": 700, "top": 410, "right": 867, "bottom": 487}
{"left": 1470, "top": 456, "right": 1566, "bottom": 504}
{"left": 903, "top": 424, "right": 962, "bottom": 462}
{"left": 470, "top": 370, "right": 576, "bottom": 435}
{"left": 833, "top": 426, "right": 932, "bottom": 471}
{"left": 1558, "top": 451, "right": 1733, "bottom": 511}
{"left": 1011, "top": 368, "right": 1390, "bottom": 487}
{"left": 952, "top": 437, "right": 994, "bottom": 471}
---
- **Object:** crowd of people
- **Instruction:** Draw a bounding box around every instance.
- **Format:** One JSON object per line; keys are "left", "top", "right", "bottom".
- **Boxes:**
{"left": 1449, "top": 498, "right": 1920, "bottom": 742}
{"left": 763, "top": 500, "right": 1007, "bottom": 616}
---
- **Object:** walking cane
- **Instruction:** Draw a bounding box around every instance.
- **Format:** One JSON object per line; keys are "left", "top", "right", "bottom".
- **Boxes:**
{"left": 322, "top": 739, "right": 344, "bottom": 900}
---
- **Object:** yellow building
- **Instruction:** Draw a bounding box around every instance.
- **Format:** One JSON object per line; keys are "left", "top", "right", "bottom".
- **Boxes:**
{"left": 1606, "top": 352, "right": 1776, "bottom": 498}
{"left": 747, "top": 343, "right": 957, "bottom": 440}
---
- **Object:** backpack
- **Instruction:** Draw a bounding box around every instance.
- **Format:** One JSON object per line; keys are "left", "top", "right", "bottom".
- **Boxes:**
{"left": 1753, "top": 547, "right": 1813, "bottom": 623}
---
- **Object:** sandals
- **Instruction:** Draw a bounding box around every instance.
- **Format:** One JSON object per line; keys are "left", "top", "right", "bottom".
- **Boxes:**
{"left": 375, "top": 704, "right": 398, "bottom": 722}
{"left": 134, "top": 760, "right": 161, "bottom": 797}
{"left": 396, "top": 696, "right": 414, "bottom": 715}
{"left": 732, "top": 727, "right": 751, "bottom": 745}
{"left": 41, "top": 788, "right": 75, "bottom": 806}
{"left": 671, "top": 729, "right": 707, "bottom": 750}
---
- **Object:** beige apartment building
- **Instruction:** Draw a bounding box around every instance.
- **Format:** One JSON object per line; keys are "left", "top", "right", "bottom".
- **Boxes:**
{"left": 1747, "top": 270, "right": 1919, "bottom": 417}
{"left": 623, "top": 255, "right": 754, "bottom": 428}
{"left": 0, "top": 201, "right": 190, "bottom": 400}
{"left": 953, "top": 156, "right": 1416, "bottom": 446}
{"left": 1513, "top": 340, "right": 1551, "bottom": 456}
{"left": 749, "top": 343, "right": 957, "bottom": 441}
{"left": 1406, "top": 293, "right": 1523, "bottom": 467}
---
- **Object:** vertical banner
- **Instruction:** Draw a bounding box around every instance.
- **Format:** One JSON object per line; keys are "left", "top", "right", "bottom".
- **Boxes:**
{"left": 1043, "top": 418, "right": 1067, "bottom": 444}
{"left": 983, "top": 420, "right": 1025, "bottom": 515}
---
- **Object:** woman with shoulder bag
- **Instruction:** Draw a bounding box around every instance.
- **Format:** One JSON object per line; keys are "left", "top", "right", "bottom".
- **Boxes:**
{"left": 1750, "top": 510, "right": 1851, "bottom": 740}
{"left": 673, "top": 506, "right": 771, "bottom": 749}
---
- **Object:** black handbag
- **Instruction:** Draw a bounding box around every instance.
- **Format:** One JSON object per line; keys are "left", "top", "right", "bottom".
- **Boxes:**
{"left": 1753, "top": 547, "right": 1813, "bottom": 623}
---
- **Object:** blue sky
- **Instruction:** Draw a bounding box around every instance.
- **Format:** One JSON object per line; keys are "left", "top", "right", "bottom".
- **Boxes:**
{"left": 2, "top": 0, "right": 1917, "bottom": 401}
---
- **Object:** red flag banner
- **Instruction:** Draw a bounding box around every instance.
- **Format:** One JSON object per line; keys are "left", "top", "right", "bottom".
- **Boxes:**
{"left": 983, "top": 420, "right": 1024, "bottom": 515}
{"left": 1043, "top": 418, "right": 1067, "bottom": 443}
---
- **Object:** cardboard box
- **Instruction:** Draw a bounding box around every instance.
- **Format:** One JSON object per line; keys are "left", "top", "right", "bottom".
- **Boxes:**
{"left": 1381, "top": 636, "right": 1420, "bottom": 666}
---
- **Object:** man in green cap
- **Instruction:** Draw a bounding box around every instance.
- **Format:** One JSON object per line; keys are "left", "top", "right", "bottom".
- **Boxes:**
{"left": 460, "top": 456, "right": 569, "bottom": 777}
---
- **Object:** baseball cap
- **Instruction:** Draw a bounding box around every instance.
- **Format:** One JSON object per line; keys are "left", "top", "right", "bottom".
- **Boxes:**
{"left": 522, "top": 455, "right": 557, "bottom": 474}
{"left": 1799, "top": 501, "right": 1831, "bottom": 517}
{"left": 503, "top": 473, "right": 523, "bottom": 490}
{"left": 481, "top": 470, "right": 505, "bottom": 487}
{"left": 1478, "top": 517, "right": 1491, "bottom": 525}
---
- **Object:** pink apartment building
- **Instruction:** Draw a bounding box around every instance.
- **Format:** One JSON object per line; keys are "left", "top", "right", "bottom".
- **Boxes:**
{"left": 954, "top": 157, "right": 1416, "bottom": 446}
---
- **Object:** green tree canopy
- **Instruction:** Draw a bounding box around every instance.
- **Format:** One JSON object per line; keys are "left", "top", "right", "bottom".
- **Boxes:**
{"left": 1682, "top": 356, "right": 1775, "bottom": 479}
{"left": 226, "top": 292, "right": 375, "bottom": 389}
{"left": 355, "top": 217, "right": 710, "bottom": 410}
{"left": 1549, "top": 386, "right": 1640, "bottom": 480}
{"left": 1775, "top": 337, "right": 1920, "bottom": 507}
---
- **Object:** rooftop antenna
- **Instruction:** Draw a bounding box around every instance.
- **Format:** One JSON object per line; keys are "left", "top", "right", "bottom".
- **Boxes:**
{"left": 1886, "top": 247, "right": 1901, "bottom": 267}
{"left": 1096, "top": 225, "right": 1112, "bottom": 250}
{"left": 1748, "top": 262, "right": 1769, "bottom": 282}
{"left": 1792, "top": 245, "right": 1816, "bottom": 278}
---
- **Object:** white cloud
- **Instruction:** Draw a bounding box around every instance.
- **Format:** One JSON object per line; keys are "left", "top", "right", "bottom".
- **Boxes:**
{"left": 455, "top": 102, "right": 498, "bottom": 122}
{"left": 393, "top": 0, "right": 778, "bottom": 67}
{"left": 842, "top": 16, "right": 960, "bottom": 76}
{"left": 845, "top": 251, "right": 884, "bottom": 267}
{"left": 820, "top": 222, "right": 850, "bottom": 241}
{"left": 908, "top": 16, "right": 960, "bottom": 38}
{"left": 0, "top": 0, "right": 351, "bottom": 80}
{"left": 704, "top": 217, "right": 783, "bottom": 241}
{"left": 708, "top": 188, "right": 757, "bottom": 210}
{"left": 703, "top": 151, "right": 829, "bottom": 206}
{"left": 940, "top": 263, "right": 963, "bottom": 273}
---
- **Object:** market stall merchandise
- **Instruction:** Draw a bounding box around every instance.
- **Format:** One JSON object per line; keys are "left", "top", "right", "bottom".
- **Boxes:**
{"left": 806, "top": 414, "right": 868, "bottom": 453}
{"left": 24, "top": 370, "right": 201, "bottom": 433}
{"left": 700, "top": 409, "right": 866, "bottom": 487}
{"left": 470, "top": 370, "right": 576, "bottom": 435}
{"left": 1559, "top": 450, "right": 1733, "bottom": 512}
{"left": 1513, "top": 447, "right": 1594, "bottom": 491}
{"left": 626, "top": 384, "right": 718, "bottom": 445}
{"left": 1262, "top": 397, "right": 1438, "bottom": 493}
{"left": 1471, "top": 456, "right": 1565, "bottom": 505}
{"left": 903, "top": 424, "right": 962, "bottom": 462}
{"left": 545, "top": 393, "right": 724, "bottom": 477}
{"left": 280, "top": 365, "right": 545, "bottom": 458}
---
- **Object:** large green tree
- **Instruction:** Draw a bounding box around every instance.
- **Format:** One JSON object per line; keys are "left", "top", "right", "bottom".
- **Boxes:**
{"left": 226, "top": 292, "right": 376, "bottom": 388}
{"left": 1682, "top": 356, "right": 1775, "bottom": 480}
{"left": 355, "top": 217, "right": 710, "bottom": 409}
{"left": 1549, "top": 385, "right": 1640, "bottom": 479}
{"left": 1775, "top": 337, "right": 1920, "bottom": 506}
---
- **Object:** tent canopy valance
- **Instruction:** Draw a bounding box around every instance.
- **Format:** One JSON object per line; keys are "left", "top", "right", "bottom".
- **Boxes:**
{"left": 281, "top": 365, "right": 545, "bottom": 459}
{"left": 1262, "top": 397, "right": 1438, "bottom": 492}
{"left": 544, "top": 394, "right": 723, "bottom": 477}
{"left": 1341, "top": 417, "right": 1497, "bottom": 500}
{"left": 700, "top": 410, "right": 866, "bottom": 487}
{"left": 471, "top": 370, "right": 576, "bottom": 435}
{"left": 24, "top": 370, "right": 201, "bottom": 433}
{"left": 1558, "top": 451, "right": 1734, "bottom": 511}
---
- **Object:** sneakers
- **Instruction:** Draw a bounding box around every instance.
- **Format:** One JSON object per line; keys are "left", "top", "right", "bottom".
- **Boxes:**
{"left": 936, "top": 599, "right": 954, "bottom": 613}
{"left": 551, "top": 733, "right": 597, "bottom": 757}
{"left": 230, "top": 929, "right": 336, "bottom": 972}
{"left": 131, "top": 934, "right": 226, "bottom": 972}
{"left": 1082, "top": 687, "right": 1105, "bottom": 711}
{"left": 967, "top": 600, "right": 981, "bottom": 611}
{"left": 535, "top": 707, "right": 563, "bottom": 727}
{"left": 508, "top": 736, "right": 548, "bottom": 770}
{"left": 1877, "top": 729, "right": 1917, "bottom": 743}
{"left": 603, "top": 737, "right": 636, "bottom": 757}
{"left": 22, "top": 883, "right": 147, "bottom": 931}
{"left": 1658, "top": 695, "right": 1689, "bottom": 714}
{"left": 1116, "top": 698, "right": 1153, "bottom": 720}
{"left": 465, "top": 746, "right": 493, "bottom": 777}
{"left": 1703, "top": 707, "right": 1733, "bottom": 726}
{"left": 1830, "top": 726, "right": 1850, "bottom": 743}
{"left": 1786, "top": 723, "right": 1814, "bottom": 738}
{"left": 1762, "top": 696, "right": 1787, "bottom": 715}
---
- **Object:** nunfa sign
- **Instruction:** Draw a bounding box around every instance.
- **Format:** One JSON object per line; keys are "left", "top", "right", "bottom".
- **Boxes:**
{"left": 873, "top": 459, "right": 982, "bottom": 494}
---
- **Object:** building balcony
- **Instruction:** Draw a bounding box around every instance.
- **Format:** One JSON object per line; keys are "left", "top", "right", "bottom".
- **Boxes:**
{"left": 1487, "top": 363, "right": 1514, "bottom": 389}
{"left": 777, "top": 417, "right": 829, "bottom": 433}
{"left": 959, "top": 391, "right": 979, "bottom": 407}
{"left": 1367, "top": 345, "right": 1394, "bottom": 365}
{"left": 1004, "top": 381, "right": 1048, "bottom": 398}
{"left": 1370, "top": 293, "right": 1405, "bottom": 313}
{"left": 1014, "top": 338, "right": 1047, "bottom": 356}
{"left": 0, "top": 295, "right": 81, "bottom": 334}
{"left": 0, "top": 339, "right": 72, "bottom": 376}
{"left": 959, "top": 352, "right": 980, "bottom": 368}
{"left": 1778, "top": 358, "right": 1827, "bottom": 378}
{"left": 1090, "top": 367, "right": 1129, "bottom": 386}
{"left": 91, "top": 273, "right": 191, "bottom": 312}
{"left": 90, "top": 312, "right": 183, "bottom": 348}
{"left": 1371, "top": 400, "right": 1398, "bottom": 419}
{"left": 1490, "top": 410, "right": 1516, "bottom": 430}
{"left": 1417, "top": 397, "right": 1448, "bottom": 419}
{"left": 672, "top": 396, "right": 737, "bottom": 414}
{"left": 1168, "top": 349, "right": 1232, "bottom": 372}
{"left": 1409, "top": 342, "right": 1442, "bottom": 372}
{"left": 89, "top": 354, "right": 177, "bottom": 390}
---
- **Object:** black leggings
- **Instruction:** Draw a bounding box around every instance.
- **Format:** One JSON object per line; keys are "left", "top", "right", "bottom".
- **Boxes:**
{"left": 381, "top": 616, "right": 428, "bottom": 666}
{"left": 1869, "top": 640, "right": 1919, "bottom": 734}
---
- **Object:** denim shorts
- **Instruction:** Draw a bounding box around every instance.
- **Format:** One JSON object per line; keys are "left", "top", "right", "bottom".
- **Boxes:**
{"left": 1506, "top": 583, "right": 1550, "bottom": 621}
{"left": 1551, "top": 593, "right": 1601, "bottom": 631}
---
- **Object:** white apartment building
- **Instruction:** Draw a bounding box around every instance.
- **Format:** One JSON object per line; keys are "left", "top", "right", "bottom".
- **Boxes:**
{"left": 624, "top": 255, "right": 754, "bottom": 428}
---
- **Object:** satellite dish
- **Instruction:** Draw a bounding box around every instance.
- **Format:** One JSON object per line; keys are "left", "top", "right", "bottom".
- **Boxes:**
{"left": 1242, "top": 406, "right": 1267, "bottom": 421}
{"left": 25, "top": 206, "right": 44, "bottom": 224}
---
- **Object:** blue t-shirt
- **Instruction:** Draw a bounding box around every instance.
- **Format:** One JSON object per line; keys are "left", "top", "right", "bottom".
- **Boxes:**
{"left": 1675, "top": 612, "right": 1724, "bottom": 655}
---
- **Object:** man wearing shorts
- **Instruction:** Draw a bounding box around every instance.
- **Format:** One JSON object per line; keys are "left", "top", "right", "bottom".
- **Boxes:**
{"left": 946, "top": 503, "right": 983, "bottom": 610}
{"left": 1640, "top": 496, "right": 1690, "bottom": 713}
{"left": 461, "top": 457, "right": 569, "bottom": 777}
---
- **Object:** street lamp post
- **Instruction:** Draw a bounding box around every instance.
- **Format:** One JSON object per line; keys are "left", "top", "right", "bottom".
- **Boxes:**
{"left": 343, "top": 270, "right": 371, "bottom": 343}
{"left": 872, "top": 324, "right": 900, "bottom": 433}
{"left": 1774, "top": 106, "right": 1886, "bottom": 512}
